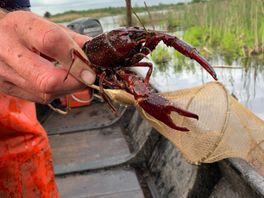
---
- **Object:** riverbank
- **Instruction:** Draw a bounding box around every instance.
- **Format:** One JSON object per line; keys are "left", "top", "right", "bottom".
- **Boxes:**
{"left": 180, "top": 0, "right": 264, "bottom": 61}
{"left": 49, "top": 0, "right": 264, "bottom": 63}
{"left": 48, "top": 3, "right": 180, "bottom": 23}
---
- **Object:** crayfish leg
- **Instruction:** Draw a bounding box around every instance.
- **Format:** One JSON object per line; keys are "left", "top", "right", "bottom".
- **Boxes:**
{"left": 99, "top": 72, "right": 118, "bottom": 114}
{"left": 131, "top": 62, "right": 153, "bottom": 84}
{"left": 64, "top": 49, "right": 91, "bottom": 81}
{"left": 101, "top": 92, "right": 118, "bottom": 114}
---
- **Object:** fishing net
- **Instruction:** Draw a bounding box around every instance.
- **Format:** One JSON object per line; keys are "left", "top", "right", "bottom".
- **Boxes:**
{"left": 104, "top": 81, "right": 264, "bottom": 175}
{"left": 69, "top": 55, "right": 264, "bottom": 174}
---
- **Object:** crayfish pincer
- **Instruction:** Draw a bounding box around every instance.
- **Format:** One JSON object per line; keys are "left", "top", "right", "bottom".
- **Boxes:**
{"left": 72, "top": 27, "right": 217, "bottom": 131}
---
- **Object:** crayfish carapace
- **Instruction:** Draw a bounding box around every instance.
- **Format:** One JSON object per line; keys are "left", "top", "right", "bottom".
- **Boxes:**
{"left": 71, "top": 27, "right": 217, "bottom": 131}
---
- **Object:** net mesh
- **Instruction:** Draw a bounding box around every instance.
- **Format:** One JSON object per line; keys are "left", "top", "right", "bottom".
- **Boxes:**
{"left": 105, "top": 81, "right": 264, "bottom": 175}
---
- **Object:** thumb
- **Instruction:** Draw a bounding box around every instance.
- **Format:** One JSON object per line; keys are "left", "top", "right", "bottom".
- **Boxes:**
{"left": 67, "top": 46, "right": 96, "bottom": 85}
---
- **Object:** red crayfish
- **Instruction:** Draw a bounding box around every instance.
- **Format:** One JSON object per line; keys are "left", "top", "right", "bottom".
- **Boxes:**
{"left": 72, "top": 27, "right": 217, "bottom": 131}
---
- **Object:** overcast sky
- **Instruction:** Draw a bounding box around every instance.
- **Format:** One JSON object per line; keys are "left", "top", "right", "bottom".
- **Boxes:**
{"left": 30, "top": 0, "right": 187, "bottom": 16}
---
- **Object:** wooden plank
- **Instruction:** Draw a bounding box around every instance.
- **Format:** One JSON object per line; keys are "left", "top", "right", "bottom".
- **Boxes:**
{"left": 43, "top": 103, "right": 124, "bottom": 134}
{"left": 88, "top": 190, "right": 144, "bottom": 198}
{"left": 49, "top": 126, "right": 131, "bottom": 174}
{"left": 56, "top": 169, "right": 145, "bottom": 198}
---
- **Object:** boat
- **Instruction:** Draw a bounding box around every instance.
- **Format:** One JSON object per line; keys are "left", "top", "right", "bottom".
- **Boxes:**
{"left": 37, "top": 98, "right": 263, "bottom": 198}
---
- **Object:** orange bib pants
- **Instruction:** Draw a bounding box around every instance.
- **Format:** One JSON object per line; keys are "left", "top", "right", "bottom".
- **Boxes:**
{"left": 0, "top": 93, "right": 59, "bottom": 197}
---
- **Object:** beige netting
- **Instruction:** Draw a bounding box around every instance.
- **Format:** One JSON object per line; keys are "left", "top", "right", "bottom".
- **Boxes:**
{"left": 104, "top": 81, "right": 264, "bottom": 175}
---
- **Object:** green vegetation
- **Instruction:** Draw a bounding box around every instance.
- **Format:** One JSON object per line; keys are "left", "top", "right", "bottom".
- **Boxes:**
{"left": 147, "top": 0, "right": 264, "bottom": 72}
{"left": 49, "top": 0, "right": 264, "bottom": 71}
{"left": 150, "top": 42, "right": 196, "bottom": 73}
{"left": 178, "top": 0, "right": 264, "bottom": 61}
{"left": 150, "top": 44, "right": 171, "bottom": 72}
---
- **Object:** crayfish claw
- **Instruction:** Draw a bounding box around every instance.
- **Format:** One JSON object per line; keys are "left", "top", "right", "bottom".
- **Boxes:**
{"left": 138, "top": 93, "right": 197, "bottom": 132}
{"left": 160, "top": 34, "right": 218, "bottom": 80}
{"left": 166, "top": 104, "right": 199, "bottom": 120}
{"left": 165, "top": 115, "right": 190, "bottom": 132}
{"left": 191, "top": 50, "right": 218, "bottom": 80}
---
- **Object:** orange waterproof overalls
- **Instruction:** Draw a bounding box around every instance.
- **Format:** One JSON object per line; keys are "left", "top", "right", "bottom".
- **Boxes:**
{"left": 0, "top": 93, "right": 59, "bottom": 197}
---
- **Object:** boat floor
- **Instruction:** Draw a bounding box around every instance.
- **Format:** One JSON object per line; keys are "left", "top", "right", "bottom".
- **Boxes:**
{"left": 43, "top": 103, "right": 145, "bottom": 197}
{"left": 56, "top": 168, "right": 144, "bottom": 198}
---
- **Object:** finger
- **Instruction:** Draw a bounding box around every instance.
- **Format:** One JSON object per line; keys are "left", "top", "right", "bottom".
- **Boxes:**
{"left": 59, "top": 24, "right": 92, "bottom": 47}
{"left": 68, "top": 30, "right": 91, "bottom": 48}
{"left": 1, "top": 42, "right": 87, "bottom": 94}
{"left": 0, "top": 59, "right": 26, "bottom": 87}
{"left": 0, "top": 80, "right": 52, "bottom": 103}
{"left": 0, "top": 78, "right": 84, "bottom": 104}
{"left": 7, "top": 11, "right": 95, "bottom": 84}
{"left": 0, "top": 55, "right": 87, "bottom": 97}
{"left": 12, "top": 12, "right": 75, "bottom": 65}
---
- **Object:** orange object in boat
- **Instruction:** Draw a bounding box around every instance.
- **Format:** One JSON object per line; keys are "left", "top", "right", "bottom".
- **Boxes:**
{"left": 0, "top": 93, "right": 59, "bottom": 197}
{"left": 60, "top": 89, "right": 92, "bottom": 108}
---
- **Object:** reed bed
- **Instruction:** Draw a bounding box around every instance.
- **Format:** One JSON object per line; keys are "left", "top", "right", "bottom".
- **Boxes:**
{"left": 177, "top": 0, "right": 264, "bottom": 60}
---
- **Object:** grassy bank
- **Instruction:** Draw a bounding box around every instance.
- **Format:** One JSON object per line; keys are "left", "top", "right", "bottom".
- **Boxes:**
{"left": 49, "top": 7, "right": 125, "bottom": 23}
{"left": 48, "top": 3, "right": 181, "bottom": 23}
{"left": 117, "top": 0, "right": 264, "bottom": 63}
{"left": 179, "top": 0, "right": 264, "bottom": 61}
{"left": 144, "top": 0, "right": 264, "bottom": 69}
{"left": 49, "top": 0, "right": 264, "bottom": 65}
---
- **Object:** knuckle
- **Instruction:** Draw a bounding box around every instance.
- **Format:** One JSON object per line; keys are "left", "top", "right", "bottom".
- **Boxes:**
{"left": 6, "top": 10, "right": 27, "bottom": 17}
{"left": 0, "top": 80, "right": 15, "bottom": 95}
{"left": 4, "top": 11, "right": 31, "bottom": 26}
{"left": 35, "top": 71, "right": 57, "bottom": 93}
{"left": 42, "top": 27, "right": 66, "bottom": 52}
{"left": 0, "top": 80, "right": 5, "bottom": 90}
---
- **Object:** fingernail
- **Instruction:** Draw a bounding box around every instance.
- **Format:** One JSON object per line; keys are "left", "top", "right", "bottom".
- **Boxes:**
{"left": 81, "top": 70, "right": 95, "bottom": 85}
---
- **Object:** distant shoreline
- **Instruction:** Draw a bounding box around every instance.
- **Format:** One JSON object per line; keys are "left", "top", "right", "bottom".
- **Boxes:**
{"left": 47, "top": 3, "right": 183, "bottom": 23}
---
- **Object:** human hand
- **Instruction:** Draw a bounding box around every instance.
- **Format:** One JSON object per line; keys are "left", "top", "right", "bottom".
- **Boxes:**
{"left": 0, "top": 11, "right": 95, "bottom": 103}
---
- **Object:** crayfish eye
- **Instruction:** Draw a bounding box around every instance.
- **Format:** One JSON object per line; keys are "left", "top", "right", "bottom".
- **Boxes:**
{"left": 129, "top": 33, "right": 145, "bottom": 43}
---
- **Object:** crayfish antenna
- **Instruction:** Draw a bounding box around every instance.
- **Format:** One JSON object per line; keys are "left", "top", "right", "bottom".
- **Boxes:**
{"left": 132, "top": 7, "right": 148, "bottom": 32}
{"left": 48, "top": 95, "right": 71, "bottom": 115}
{"left": 144, "top": 1, "right": 155, "bottom": 31}
{"left": 64, "top": 49, "right": 77, "bottom": 82}
{"left": 64, "top": 65, "right": 71, "bottom": 82}
{"left": 64, "top": 49, "right": 92, "bottom": 82}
